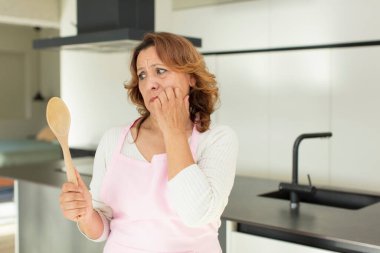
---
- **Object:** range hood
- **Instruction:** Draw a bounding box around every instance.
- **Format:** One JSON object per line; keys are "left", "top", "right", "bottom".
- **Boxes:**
{"left": 33, "top": 0, "right": 202, "bottom": 52}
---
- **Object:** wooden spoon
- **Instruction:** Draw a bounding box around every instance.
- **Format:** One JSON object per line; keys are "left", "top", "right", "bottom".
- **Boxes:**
{"left": 46, "top": 97, "right": 78, "bottom": 185}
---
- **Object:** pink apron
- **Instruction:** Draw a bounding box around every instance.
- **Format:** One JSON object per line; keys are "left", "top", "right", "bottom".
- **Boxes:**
{"left": 100, "top": 120, "right": 222, "bottom": 253}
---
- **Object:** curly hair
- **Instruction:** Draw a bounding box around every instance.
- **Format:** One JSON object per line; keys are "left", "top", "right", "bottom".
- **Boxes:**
{"left": 124, "top": 32, "right": 219, "bottom": 135}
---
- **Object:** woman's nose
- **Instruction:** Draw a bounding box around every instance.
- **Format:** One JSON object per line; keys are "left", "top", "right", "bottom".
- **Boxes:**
{"left": 146, "top": 75, "right": 160, "bottom": 90}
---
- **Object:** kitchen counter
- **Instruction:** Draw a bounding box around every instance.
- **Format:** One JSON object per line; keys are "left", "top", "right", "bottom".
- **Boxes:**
{"left": 0, "top": 157, "right": 94, "bottom": 187}
{"left": 0, "top": 157, "right": 102, "bottom": 253}
{"left": 1, "top": 157, "right": 380, "bottom": 253}
{"left": 225, "top": 176, "right": 380, "bottom": 253}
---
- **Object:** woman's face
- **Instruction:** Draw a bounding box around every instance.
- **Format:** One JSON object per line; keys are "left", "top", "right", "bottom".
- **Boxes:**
{"left": 136, "top": 46, "right": 194, "bottom": 112}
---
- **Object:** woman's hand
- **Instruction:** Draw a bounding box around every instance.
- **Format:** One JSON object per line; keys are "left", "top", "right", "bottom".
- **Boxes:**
{"left": 59, "top": 169, "right": 94, "bottom": 222}
{"left": 150, "top": 86, "right": 195, "bottom": 180}
{"left": 151, "top": 87, "right": 190, "bottom": 136}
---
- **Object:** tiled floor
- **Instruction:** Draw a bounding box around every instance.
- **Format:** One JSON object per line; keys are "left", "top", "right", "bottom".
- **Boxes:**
{"left": 0, "top": 202, "right": 16, "bottom": 253}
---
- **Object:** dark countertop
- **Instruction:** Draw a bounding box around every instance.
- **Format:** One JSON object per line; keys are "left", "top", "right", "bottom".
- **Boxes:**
{"left": 225, "top": 176, "right": 380, "bottom": 253}
{"left": 0, "top": 157, "right": 94, "bottom": 187}
{"left": 1, "top": 158, "right": 380, "bottom": 253}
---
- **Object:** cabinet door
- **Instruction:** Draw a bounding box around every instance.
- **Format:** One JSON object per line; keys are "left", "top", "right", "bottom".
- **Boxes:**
{"left": 17, "top": 181, "right": 105, "bottom": 253}
{"left": 226, "top": 221, "right": 337, "bottom": 253}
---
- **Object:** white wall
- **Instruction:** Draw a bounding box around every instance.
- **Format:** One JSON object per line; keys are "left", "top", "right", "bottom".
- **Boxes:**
{"left": 59, "top": 0, "right": 138, "bottom": 149}
{"left": 60, "top": 0, "right": 380, "bottom": 192}
{"left": 330, "top": 47, "right": 380, "bottom": 190}
{"left": 61, "top": 50, "right": 138, "bottom": 149}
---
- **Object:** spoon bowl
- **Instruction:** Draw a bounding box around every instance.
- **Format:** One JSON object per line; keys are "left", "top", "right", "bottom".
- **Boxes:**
{"left": 46, "top": 98, "right": 71, "bottom": 136}
{"left": 46, "top": 97, "right": 77, "bottom": 185}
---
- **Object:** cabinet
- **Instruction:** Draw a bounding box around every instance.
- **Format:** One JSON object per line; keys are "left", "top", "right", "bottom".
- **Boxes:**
{"left": 17, "top": 181, "right": 105, "bottom": 253}
{"left": 226, "top": 221, "right": 337, "bottom": 253}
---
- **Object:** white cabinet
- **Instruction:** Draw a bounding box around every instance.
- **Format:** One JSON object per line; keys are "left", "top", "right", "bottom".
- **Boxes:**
{"left": 17, "top": 181, "right": 105, "bottom": 253}
{"left": 226, "top": 221, "right": 337, "bottom": 253}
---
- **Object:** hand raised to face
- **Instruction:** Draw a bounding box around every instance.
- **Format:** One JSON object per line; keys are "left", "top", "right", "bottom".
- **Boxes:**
{"left": 150, "top": 86, "right": 190, "bottom": 136}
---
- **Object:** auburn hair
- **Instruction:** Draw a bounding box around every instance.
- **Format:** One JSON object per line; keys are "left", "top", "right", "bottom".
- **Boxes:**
{"left": 124, "top": 32, "right": 219, "bottom": 135}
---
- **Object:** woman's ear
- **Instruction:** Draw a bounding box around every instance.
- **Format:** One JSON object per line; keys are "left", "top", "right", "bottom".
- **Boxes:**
{"left": 189, "top": 75, "right": 196, "bottom": 87}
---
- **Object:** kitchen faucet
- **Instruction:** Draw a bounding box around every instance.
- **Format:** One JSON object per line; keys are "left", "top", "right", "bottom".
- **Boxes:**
{"left": 279, "top": 132, "right": 333, "bottom": 210}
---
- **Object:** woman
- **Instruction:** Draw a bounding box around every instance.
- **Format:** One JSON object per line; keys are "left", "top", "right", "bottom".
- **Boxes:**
{"left": 60, "top": 32, "right": 238, "bottom": 253}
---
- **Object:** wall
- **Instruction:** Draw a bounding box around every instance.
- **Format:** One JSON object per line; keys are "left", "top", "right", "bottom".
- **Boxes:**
{"left": 60, "top": 0, "right": 139, "bottom": 149}
{"left": 60, "top": 0, "right": 380, "bottom": 192}
{"left": 0, "top": 23, "right": 60, "bottom": 139}
{"left": 156, "top": 0, "right": 380, "bottom": 192}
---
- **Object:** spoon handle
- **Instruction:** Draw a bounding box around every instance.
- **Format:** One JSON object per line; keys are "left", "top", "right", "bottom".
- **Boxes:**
{"left": 61, "top": 140, "right": 78, "bottom": 186}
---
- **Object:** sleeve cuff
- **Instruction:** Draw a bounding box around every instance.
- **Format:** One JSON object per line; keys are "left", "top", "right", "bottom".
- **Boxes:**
{"left": 77, "top": 209, "right": 110, "bottom": 242}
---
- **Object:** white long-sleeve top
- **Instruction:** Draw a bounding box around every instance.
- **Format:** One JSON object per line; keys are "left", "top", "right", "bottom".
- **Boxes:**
{"left": 81, "top": 122, "right": 239, "bottom": 242}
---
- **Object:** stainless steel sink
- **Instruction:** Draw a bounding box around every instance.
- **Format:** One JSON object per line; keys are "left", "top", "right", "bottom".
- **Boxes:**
{"left": 259, "top": 188, "right": 380, "bottom": 210}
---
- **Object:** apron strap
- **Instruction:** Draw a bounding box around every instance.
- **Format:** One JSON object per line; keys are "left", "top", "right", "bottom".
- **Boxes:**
{"left": 117, "top": 117, "right": 141, "bottom": 153}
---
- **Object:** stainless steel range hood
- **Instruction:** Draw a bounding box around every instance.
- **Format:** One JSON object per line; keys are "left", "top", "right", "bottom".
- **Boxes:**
{"left": 33, "top": 0, "right": 202, "bottom": 52}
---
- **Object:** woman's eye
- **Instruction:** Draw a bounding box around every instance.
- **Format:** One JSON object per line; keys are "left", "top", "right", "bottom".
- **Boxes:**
{"left": 157, "top": 68, "right": 167, "bottom": 75}
{"left": 138, "top": 72, "right": 146, "bottom": 80}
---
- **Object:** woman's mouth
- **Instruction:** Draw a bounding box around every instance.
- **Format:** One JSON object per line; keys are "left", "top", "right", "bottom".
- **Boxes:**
{"left": 149, "top": 96, "right": 158, "bottom": 103}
